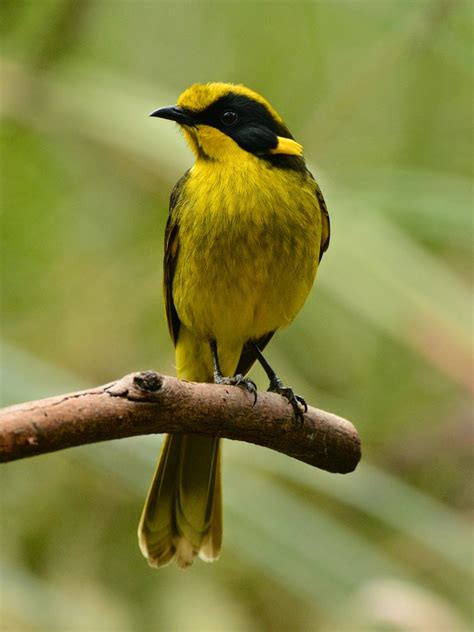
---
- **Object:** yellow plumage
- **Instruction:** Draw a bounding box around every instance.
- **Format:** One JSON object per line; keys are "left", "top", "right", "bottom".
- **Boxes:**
{"left": 138, "top": 82, "right": 330, "bottom": 568}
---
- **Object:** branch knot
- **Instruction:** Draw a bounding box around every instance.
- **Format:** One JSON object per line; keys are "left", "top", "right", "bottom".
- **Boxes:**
{"left": 133, "top": 371, "right": 163, "bottom": 393}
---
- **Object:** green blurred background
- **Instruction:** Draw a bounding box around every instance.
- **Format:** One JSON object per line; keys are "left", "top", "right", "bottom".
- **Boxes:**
{"left": 1, "top": 1, "right": 472, "bottom": 630}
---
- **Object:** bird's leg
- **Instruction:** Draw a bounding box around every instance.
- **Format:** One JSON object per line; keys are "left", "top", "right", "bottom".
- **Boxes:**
{"left": 253, "top": 344, "right": 307, "bottom": 421}
{"left": 210, "top": 340, "right": 257, "bottom": 404}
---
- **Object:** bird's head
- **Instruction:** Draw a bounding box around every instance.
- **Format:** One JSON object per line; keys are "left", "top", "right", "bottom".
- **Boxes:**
{"left": 150, "top": 82, "right": 303, "bottom": 163}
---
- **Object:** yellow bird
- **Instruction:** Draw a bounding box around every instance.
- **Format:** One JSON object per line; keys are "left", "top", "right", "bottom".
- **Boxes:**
{"left": 138, "top": 83, "right": 330, "bottom": 568}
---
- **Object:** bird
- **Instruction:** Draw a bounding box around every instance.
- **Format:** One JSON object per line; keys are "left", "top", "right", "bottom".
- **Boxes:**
{"left": 138, "top": 82, "right": 330, "bottom": 568}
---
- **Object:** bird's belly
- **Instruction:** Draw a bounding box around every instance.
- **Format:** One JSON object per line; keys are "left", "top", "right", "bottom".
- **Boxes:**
{"left": 173, "top": 206, "right": 319, "bottom": 347}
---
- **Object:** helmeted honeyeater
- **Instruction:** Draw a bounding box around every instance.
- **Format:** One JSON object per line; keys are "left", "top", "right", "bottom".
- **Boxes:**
{"left": 138, "top": 83, "right": 330, "bottom": 568}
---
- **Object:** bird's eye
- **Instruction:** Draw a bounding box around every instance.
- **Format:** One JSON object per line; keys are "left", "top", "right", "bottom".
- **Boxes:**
{"left": 220, "top": 111, "right": 238, "bottom": 126}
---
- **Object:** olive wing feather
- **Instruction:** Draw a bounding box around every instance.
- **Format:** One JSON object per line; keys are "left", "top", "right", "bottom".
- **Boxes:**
{"left": 163, "top": 171, "right": 190, "bottom": 345}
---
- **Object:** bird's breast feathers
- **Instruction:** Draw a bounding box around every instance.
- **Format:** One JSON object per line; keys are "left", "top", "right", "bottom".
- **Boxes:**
{"left": 171, "top": 158, "right": 322, "bottom": 346}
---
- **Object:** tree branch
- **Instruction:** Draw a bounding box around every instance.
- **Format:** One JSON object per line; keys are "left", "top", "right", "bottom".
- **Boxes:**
{"left": 0, "top": 371, "right": 361, "bottom": 473}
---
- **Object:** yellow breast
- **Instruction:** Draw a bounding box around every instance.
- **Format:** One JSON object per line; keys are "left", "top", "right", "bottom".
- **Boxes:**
{"left": 172, "top": 154, "right": 322, "bottom": 348}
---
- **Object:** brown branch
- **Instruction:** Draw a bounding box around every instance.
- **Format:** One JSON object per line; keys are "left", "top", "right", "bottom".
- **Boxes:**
{"left": 0, "top": 371, "right": 361, "bottom": 473}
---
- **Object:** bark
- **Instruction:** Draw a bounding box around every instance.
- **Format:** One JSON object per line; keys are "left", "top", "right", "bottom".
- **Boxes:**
{"left": 0, "top": 371, "right": 361, "bottom": 473}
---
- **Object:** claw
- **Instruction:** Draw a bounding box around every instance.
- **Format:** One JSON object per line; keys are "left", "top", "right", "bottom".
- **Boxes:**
{"left": 215, "top": 373, "right": 258, "bottom": 405}
{"left": 289, "top": 394, "right": 308, "bottom": 422}
{"left": 268, "top": 382, "right": 307, "bottom": 422}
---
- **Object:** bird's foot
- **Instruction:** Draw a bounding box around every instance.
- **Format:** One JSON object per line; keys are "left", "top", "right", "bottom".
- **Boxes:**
{"left": 214, "top": 372, "right": 258, "bottom": 405}
{"left": 268, "top": 378, "right": 307, "bottom": 422}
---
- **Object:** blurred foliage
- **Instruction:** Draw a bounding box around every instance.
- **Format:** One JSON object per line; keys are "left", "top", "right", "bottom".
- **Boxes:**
{"left": 1, "top": 1, "right": 473, "bottom": 631}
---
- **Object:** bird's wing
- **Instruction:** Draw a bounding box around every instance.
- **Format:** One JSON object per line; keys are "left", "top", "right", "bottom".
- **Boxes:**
{"left": 315, "top": 182, "right": 330, "bottom": 261}
{"left": 306, "top": 169, "right": 330, "bottom": 261}
{"left": 163, "top": 171, "right": 190, "bottom": 345}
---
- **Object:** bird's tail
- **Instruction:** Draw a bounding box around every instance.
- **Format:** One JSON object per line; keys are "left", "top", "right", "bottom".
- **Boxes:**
{"left": 138, "top": 433, "right": 222, "bottom": 568}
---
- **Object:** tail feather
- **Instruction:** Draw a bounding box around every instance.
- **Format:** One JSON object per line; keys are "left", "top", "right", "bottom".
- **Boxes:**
{"left": 199, "top": 452, "right": 222, "bottom": 561}
{"left": 138, "top": 434, "right": 181, "bottom": 567}
{"left": 138, "top": 434, "right": 222, "bottom": 568}
{"left": 176, "top": 435, "right": 220, "bottom": 545}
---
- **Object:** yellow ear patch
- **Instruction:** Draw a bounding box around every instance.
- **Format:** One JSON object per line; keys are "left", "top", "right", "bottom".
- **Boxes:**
{"left": 270, "top": 137, "right": 303, "bottom": 156}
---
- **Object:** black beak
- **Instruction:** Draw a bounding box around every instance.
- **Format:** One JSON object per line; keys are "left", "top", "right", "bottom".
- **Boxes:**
{"left": 149, "top": 105, "right": 196, "bottom": 125}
